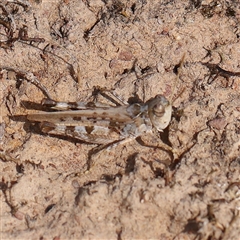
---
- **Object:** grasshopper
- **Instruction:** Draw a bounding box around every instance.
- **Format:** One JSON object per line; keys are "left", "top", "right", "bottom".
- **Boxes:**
{"left": 1, "top": 65, "right": 179, "bottom": 171}
{"left": 27, "top": 93, "right": 172, "bottom": 145}
{"left": 27, "top": 92, "right": 173, "bottom": 171}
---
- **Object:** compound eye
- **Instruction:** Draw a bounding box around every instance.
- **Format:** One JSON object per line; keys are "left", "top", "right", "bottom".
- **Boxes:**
{"left": 153, "top": 103, "right": 165, "bottom": 117}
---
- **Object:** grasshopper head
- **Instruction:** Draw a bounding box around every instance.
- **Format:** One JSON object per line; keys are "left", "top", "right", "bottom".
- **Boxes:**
{"left": 147, "top": 94, "right": 172, "bottom": 131}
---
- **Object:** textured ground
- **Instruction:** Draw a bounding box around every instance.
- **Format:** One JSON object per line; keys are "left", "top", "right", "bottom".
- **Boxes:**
{"left": 0, "top": 0, "right": 240, "bottom": 239}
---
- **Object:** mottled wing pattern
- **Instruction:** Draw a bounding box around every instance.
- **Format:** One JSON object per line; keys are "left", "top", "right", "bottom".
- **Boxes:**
{"left": 27, "top": 94, "right": 172, "bottom": 145}
{"left": 27, "top": 103, "right": 146, "bottom": 144}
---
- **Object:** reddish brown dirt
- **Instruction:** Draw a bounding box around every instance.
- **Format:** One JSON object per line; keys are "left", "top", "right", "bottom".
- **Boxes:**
{"left": 0, "top": 1, "right": 240, "bottom": 239}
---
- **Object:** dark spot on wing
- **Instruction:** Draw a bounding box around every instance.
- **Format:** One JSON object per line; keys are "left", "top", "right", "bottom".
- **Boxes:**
{"left": 40, "top": 122, "right": 57, "bottom": 133}
{"left": 85, "top": 126, "right": 94, "bottom": 134}
{"left": 65, "top": 126, "right": 75, "bottom": 132}
{"left": 71, "top": 102, "right": 80, "bottom": 109}
{"left": 41, "top": 98, "right": 57, "bottom": 107}
{"left": 109, "top": 121, "right": 123, "bottom": 129}
{"left": 73, "top": 116, "right": 82, "bottom": 121}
